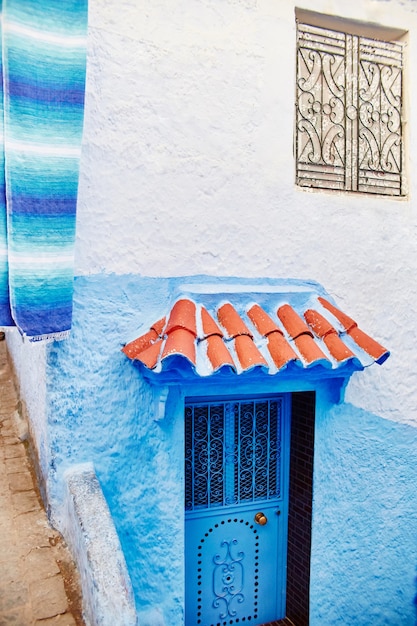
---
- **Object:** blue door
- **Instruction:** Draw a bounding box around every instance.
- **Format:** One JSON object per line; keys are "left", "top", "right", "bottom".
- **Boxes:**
{"left": 185, "top": 395, "right": 290, "bottom": 626}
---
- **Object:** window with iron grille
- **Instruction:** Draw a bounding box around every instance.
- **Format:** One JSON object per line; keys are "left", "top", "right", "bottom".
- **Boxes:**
{"left": 296, "top": 18, "right": 405, "bottom": 196}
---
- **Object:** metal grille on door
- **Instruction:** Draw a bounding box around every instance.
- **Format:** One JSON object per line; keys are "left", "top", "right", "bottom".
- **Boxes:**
{"left": 185, "top": 396, "right": 290, "bottom": 626}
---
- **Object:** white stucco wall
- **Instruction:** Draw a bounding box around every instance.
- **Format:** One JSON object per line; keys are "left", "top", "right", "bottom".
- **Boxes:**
{"left": 5, "top": 329, "right": 49, "bottom": 473}
{"left": 75, "top": 0, "right": 417, "bottom": 425}
{"left": 5, "top": 3, "right": 417, "bottom": 622}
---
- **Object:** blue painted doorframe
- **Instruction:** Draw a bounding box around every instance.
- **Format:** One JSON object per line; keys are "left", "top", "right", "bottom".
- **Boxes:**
{"left": 185, "top": 395, "right": 291, "bottom": 625}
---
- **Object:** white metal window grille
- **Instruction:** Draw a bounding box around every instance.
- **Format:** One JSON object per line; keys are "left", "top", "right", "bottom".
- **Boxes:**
{"left": 296, "top": 22, "right": 404, "bottom": 196}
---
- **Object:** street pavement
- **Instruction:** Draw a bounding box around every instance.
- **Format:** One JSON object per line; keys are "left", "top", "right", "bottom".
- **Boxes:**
{"left": 0, "top": 338, "right": 84, "bottom": 626}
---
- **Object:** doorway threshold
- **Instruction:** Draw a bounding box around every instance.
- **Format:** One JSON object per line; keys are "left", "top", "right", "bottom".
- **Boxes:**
{"left": 259, "top": 617, "right": 296, "bottom": 626}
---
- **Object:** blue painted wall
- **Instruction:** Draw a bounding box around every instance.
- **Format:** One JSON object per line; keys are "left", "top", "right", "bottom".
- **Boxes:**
{"left": 312, "top": 400, "right": 417, "bottom": 626}
{"left": 45, "top": 274, "right": 417, "bottom": 625}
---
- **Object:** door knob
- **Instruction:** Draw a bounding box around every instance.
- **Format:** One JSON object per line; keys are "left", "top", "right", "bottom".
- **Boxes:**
{"left": 254, "top": 512, "right": 267, "bottom": 525}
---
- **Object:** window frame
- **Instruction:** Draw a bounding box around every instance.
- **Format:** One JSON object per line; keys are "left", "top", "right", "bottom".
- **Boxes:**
{"left": 295, "top": 10, "right": 407, "bottom": 197}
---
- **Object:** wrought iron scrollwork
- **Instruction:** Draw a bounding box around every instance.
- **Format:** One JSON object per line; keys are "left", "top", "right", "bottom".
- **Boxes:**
{"left": 212, "top": 539, "right": 245, "bottom": 619}
{"left": 236, "top": 400, "right": 281, "bottom": 502}
{"left": 185, "top": 404, "right": 225, "bottom": 510}
{"left": 185, "top": 398, "right": 282, "bottom": 511}
{"left": 296, "top": 22, "right": 403, "bottom": 196}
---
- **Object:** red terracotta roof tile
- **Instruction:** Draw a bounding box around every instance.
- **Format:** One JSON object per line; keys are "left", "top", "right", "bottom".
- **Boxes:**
{"left": 317, "top": 297, "right": 389, "bottom": 363}
{"left": 304, "top": 309, "right": 335, "bottom": 338}
{"left": 278, "top": 304, "right": 328, "bottom": 365}
{"left": 151, "top": 317, "right": 166, "bottom": 336}
{"left": 304, "top": 309, "right": 355, "bottom": 362}
{"left": 133, "top": 339, "right": 163, "bottom": 370}
{"left": 247, "top": 304, "right": 297, "bottom": 369}
{"left": 247, "top": 304, "right": 284, "bottom": 337}
{"left": 348, "top": 327, "right": 389, "bottom": 364}
{"left": 123, "top": 292, "right": 390, "bottom": 376}
{"left": 201, "top": 307, "right": 224, "bottom": 338}
{"left": 292, "top": 333, "right": 329, "bottom": 366}
{"left": 322, "top": 332, "right": 356, "bottom": 363}
{"left": 318, "top": 297, "right": 357, "bottom": 332}
{"left": 165, "top": 299, "right": 197, "bottom": 336}
{"left": 234, "top": 334, "right": 268, "bottom": 370}
{"left": 277, "top": 304, "right": 314, "bottom": 339}
{"left": 204, "top": 334, "right": 235, "bottom": 371}
{"left": 161, "top": 328, "right": 196, "bottom": 364}
{"left": 217, "top": 303, "right": 252, "bottom": 338}
{"left": 122, "top": 328, "right": 159, "bottom": 359}
{"left": 266, "top": 331, "right": 299, "bottom": 369}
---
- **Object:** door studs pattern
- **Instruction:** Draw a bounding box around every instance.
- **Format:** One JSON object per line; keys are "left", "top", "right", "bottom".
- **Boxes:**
{"left": 196, "top": 519, "right": 259, "bottom": 626}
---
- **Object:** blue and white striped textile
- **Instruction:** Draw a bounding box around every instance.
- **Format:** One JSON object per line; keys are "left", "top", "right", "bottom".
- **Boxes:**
{"left": 0, "top": 0, "right": 87, "bottom": 341}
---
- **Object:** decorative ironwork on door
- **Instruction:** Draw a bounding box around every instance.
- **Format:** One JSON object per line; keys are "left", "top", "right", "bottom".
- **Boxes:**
{"left": 185, "top": 396, "right": 289, "bottom": 626}
{"left": 296, "top": 22, "right": 404, "bottom": 196}
{"left": 185, "top": 398, "right": 282, "bottom": 512}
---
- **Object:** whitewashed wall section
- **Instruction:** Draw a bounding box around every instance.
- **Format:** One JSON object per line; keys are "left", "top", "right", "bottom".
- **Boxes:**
{"left": 75, "top": 0, "right": 417, "bottom": 425}
{"left": 6, "top": 331, "right": 49, "bottom": 474}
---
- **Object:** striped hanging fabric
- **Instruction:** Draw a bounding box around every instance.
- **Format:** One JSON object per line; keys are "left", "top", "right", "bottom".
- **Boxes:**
{"left": 0, "top": 0, "right": 88, "bottom": 341}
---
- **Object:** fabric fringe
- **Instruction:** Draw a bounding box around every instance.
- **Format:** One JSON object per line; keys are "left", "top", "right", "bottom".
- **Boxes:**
{"left": 27, "top": 330, "right": 71, "bottom": 344}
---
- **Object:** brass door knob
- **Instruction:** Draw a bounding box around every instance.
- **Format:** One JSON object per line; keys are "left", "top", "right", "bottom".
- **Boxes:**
{"left": 254, "top": 512, "right": 267, "bottom": 525}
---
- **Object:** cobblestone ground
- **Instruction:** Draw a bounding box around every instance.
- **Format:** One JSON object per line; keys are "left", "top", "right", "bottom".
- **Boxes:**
{"left": 0, "top": 339, "right": 84, "bottom": 626}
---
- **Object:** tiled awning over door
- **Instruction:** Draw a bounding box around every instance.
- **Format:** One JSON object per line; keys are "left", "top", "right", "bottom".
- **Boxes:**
{"left": 122, "top": 291, "right": 389, "bottom": 378}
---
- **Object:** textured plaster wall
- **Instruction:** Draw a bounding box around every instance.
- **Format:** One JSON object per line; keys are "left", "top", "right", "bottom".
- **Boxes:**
{"left": 64, "top": 465, "right": 137, "bottom": 626}
{"left": 5, "top": 0, "right": 417, "bottom": 623}
{"left": 75, "top": 0, "right": 417, "bottom": 425}
{"left": 46, "top": 276, "right": 185, "bottom": 624}
{"left": 5, "top": 330, "right": 49, "bottom": 475}
{"left": 312, "top": 398, "right": 417, "bottom": 625}
{"left": 41, "top": 275, "right": 417, "bottom": 624}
